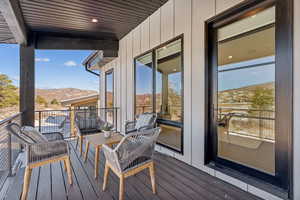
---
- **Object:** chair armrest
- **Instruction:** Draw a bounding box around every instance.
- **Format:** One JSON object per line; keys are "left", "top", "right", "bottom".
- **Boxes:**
{"left": 137, "top": 125, "right": 153, "bottom": 132}
{"left": 124, "top": 120, "right": 136, "bottom": 133}
{"left": 27, "top": 140, "right": 69, "bottom": 165}
{"left": 42, "top": 132, "right": 64, "bottom": 141}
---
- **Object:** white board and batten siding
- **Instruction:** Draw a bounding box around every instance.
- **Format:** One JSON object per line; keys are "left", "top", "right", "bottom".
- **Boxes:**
{"left": 99, "top": 0, "right": 300, "bottom": 199}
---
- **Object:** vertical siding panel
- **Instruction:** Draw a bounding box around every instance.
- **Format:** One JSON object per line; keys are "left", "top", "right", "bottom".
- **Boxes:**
{"left": 191, "top": 0, "right": 215, "bottom": 169}
{"left": 216, "top": 0, "right": 244, "bottom": 14}
{"left": 149, "top": 8, "right": 161, "bottom": 48}
{"left": 174, "top": 0, "right": 192, "bottom": 164}
{"left": 132, "top": 26, "right": 141, "bottom": 57}
{"left": 115, "top": 57, "right": 121, "bottom": 132}
{"left": 126, "top": 32, "right": 134, "bottom": 121}
{"left": 141, "top": 18, "right": 150, "bottom": 52}
{"left": 294, "top": 0, "right": 300, "bottom": 198}
{"left": 120, "top": 38, "right": 127, "bottom": 132}
{"left": 161, "top": 0, "right": 174, "bottom": 43}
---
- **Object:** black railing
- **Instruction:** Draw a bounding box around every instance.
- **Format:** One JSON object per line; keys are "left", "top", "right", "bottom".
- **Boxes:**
{"left": 0, "top": 113, "right": 22, "bottom": 189}
{"left": 218, "top": 107, "right": 275, "bottom": 141}
{"left": 35, "top": 107, "right": 120, "bottom": 138}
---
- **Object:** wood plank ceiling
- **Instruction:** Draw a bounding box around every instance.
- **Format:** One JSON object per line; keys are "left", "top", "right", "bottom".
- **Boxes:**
{"left": 0, "top": 11, "right": 15, "bottom": 43}
{"left": 19, "top": 0, "right": 168, "bottom": 40}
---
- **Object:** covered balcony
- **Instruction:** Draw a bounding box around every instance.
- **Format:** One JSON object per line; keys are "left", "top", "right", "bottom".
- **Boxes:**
{"left": 0, "top": 0, "right": 299, "bottom": 200}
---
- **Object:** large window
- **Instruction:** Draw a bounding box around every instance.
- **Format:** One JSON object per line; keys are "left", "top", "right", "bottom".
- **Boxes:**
{"left": 134, "top": 36, "right": 183, "bottom": 153}
{"left": 135, "top": 52, "right": 153, "bottom": 114}
{"left": 206, "top": 1, "right": 293, "bottom": 193}
{"left": 105, "top": 69, "right": 114, "bottom": 123}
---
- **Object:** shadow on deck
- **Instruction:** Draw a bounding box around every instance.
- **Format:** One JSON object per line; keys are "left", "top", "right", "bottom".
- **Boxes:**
{"left": 2, "top": 141, "right": 261, "bottom": 200}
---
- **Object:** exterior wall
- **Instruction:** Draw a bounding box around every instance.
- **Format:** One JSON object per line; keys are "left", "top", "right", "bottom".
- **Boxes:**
{"left": 99, "top": 0, "right": 299, "bottom": 199}
{"left": 293, "top": 0, "right": 300, "bottom": 199}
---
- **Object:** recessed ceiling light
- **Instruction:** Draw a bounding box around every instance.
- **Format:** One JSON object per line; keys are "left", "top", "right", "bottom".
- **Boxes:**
{"left": 173, "top": 69, "right": 177, "bottom": 72}
{"left": 251, "top": 15, "right": 256, "bottom": 18}
{"left": 228, "top": 56, "right": 233, "bottom": 59}
{"left": 92, "top": 18, "right": 98, "bottom": 23}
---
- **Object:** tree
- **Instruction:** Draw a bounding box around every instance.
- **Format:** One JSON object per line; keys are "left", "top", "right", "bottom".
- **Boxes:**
{"left": 50, "top": 98, "right": 59, "bottom": 105}
{"left": 0, "top": 74, "right": 19, "bottom": 108}
{"left": 36, "top": 95, "right": 48, "bottom": 107}
{"left": 249, "top": 87, "right": 274, "bottom": 111}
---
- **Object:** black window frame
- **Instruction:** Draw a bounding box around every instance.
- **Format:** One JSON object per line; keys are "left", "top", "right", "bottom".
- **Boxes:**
{"left": 105, "top": 69, "right": 114, "bottom": 122}
{"left": 205, "top": 0, "right": 293, "bottom": 197}
{"left": 134, "top": 34, "right": 184, "bottom": 154}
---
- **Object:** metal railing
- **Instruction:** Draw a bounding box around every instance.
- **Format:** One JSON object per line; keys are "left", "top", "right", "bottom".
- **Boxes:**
{"left": 218, "top": 107, "right": 275, "bottom": 141}
{"left": 35, "top": 107, "right": 120, "bottom": 138}
{"left": 0, "top": 113, "right": 22, "bottom": 188}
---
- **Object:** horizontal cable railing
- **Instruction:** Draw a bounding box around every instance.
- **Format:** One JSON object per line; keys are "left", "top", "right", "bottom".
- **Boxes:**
{"left": 218, "top": 107, "right": 275, "bottom": 141}
{"left": 0, "top": 113, "right": 22, "bottom": 189}
{"left": 35, "top": 107, "right": 120, "bottom": 139}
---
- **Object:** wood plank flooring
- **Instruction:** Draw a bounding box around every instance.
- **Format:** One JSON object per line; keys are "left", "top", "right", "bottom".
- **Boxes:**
{"left": 3, "top": 141, "right": 261, "bottom": 200}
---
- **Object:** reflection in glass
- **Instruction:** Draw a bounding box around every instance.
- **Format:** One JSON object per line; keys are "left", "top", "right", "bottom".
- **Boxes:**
{"left": 155, "top": 39, "right": 183, "bottom": 151}
{"left": 105, "top": 70, "right": 114, "bottom": 123}
{"left": 216, "top": 6, "right": 275, "bottom": 174}
{"left": 135, "top": 53, "right": 153, "bottom": 115}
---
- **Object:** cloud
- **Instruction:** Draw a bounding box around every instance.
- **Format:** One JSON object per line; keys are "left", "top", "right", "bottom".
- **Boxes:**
{"left": 64, "top": 60, "right": 77, "bottom": 67}
{"left": 35, "top": 58, "right": 50, "bottom": 62}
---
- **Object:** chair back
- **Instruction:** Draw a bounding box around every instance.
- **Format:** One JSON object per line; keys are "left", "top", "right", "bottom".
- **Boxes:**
{"left": 135, "top": 113, "right": 157, "bottom": 130}
{"left": 6, "top": 123, "right": 33, "bottom": 145}
{"left": 113, "top": 127, "right": 161, "bottom": 171}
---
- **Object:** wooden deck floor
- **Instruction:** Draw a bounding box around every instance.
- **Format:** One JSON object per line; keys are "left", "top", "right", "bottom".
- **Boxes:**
{"left": 3, "top": 142, "right": 261, "bottom": 200}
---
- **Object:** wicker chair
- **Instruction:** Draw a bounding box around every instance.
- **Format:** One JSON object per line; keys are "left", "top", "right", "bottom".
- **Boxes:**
{"left": 102, "top": 127, "right": 161, "bottom": 200}
{"left": 6, "top": 123, "right": 72, "bottom": 200}
{"left": 124, "top": 113, "right": 157, "bottom": 134}
{"left": 74, "top": 113, "right": 107, "bottom": 156}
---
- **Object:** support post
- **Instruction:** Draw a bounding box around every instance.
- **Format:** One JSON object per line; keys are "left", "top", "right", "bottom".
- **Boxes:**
{"left": 20, "top": 43, "right": 35, "bottom": 126}
{"left": 70, "top": 106, "right": 75, "bottom": 137}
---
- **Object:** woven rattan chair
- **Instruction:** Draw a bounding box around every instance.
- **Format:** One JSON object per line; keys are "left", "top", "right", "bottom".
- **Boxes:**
{"left": 124, "top": 113, "right": 157, "bottom": 134}
{"left": 74, "top": 113, "right": 107, "bottom": 155}
{"left": 6, "top": 123, "right": 72, "bottom": 200}
{"left": 102, "top": 127, "right": 161, "bottom": 200}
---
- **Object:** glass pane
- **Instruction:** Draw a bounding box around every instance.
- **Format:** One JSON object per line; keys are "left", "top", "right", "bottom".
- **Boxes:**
{"left": 155, "top": 38, "right": 183, "bottom": 151}
{"left": 217, "top": 6, "right": 275, "bottom": 175}
{"left": 135, "top": 52, "right": 153, "bottom": 115}
{"left": 105, "top": 71, "right": 114, "bottom": 123}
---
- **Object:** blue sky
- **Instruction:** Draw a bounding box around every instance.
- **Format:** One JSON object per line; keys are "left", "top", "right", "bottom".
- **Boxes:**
{"left": 0, "top": 44, "right": 98, "bottom": 91}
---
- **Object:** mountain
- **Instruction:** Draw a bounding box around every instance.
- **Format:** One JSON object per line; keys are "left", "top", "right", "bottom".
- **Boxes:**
{"left": 36, "top": 88, "right": 98, "bottom": 102}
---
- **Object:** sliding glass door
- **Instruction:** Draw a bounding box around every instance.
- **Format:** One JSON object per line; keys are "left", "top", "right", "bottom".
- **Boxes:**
{"left": 206, "top": 0, "right": 293, "bottom": 192}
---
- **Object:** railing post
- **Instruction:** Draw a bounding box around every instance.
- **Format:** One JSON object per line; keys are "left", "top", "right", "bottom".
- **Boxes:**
{"left": 7, "top": 130, "right": 12, "bottom": 177}
{"left": 38, "top": 111, "right": 41, "bottom": 132}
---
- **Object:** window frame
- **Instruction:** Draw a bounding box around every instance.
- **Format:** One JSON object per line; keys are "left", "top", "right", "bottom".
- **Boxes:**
{"left": 105, "top": 69, "right": 114, "bottom": 122}
{"left": 134, "top": 34, "right": 185, "bottom": 154}
{"left": 205, "top": 0, "right": 293, "bottom": 196}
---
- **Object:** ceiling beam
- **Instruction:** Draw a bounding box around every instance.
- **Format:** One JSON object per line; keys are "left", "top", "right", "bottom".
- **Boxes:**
{"left": 0, "top": 0, "right": 28, "bottom": 45}
{"left": 34, "top": 34, "right": 119, "bottom": 51}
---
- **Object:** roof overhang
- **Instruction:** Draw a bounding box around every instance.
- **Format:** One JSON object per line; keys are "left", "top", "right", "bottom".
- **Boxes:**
{"left": 83, "top": 50, "right": 117, "bottom": 71}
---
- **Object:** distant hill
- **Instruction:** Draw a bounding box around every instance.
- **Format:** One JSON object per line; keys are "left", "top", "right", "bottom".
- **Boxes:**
{"left": 36, "top": 88, "right": 98, "bottom": 103}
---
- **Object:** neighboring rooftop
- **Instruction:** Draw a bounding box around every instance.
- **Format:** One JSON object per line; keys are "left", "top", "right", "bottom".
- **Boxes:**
{"left": 61, "top": 94, "right": 99, "bottom": 107}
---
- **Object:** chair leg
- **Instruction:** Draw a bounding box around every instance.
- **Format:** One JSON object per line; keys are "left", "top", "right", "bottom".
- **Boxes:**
{"left": 84, "top": 141, "right": 90, "bottom": 163}
{"left": 65, "top": 157, "right": 73, "bottom": 185}
{"left": 119, "top": 175, "right": 125, "bottom": 200}
{"left": 21, "top": 167, "right": 32, "bottom": 200}
{"left": 63, "top": 160, "right": 67, "bottom": 171}
{"left": 149, "top": 162, "right": 156, "bottom": 194}
{"left": 79, "top": 136, "right": 83, "bottom": 156}
{"left": 75, "top": 136, "right": 79, "bottom": 150}
{"left": 94, "top": 147, "right": 100, "bottom": 179}
{"left": 103, "top": 162, "right": 110, "bottom": 191}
